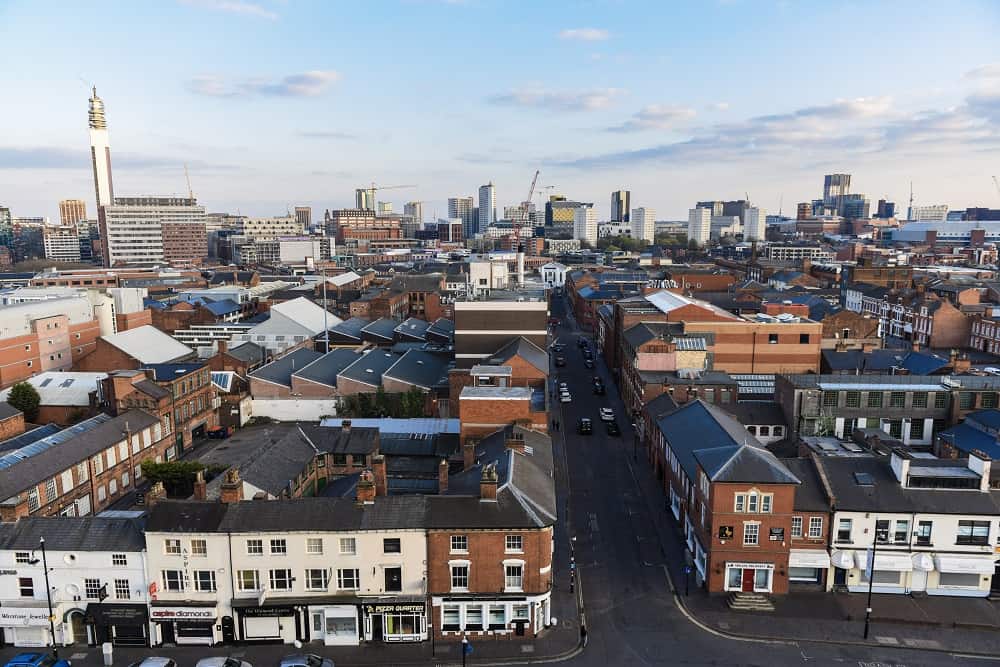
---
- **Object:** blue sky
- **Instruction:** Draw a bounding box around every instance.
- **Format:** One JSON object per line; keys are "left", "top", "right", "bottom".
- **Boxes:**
{"left": 2, "top": 0, "right": 1000, "bottom": 221}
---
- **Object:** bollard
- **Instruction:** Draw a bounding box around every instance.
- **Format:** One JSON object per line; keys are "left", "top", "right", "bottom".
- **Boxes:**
{"left": 102, "top": 642, "right": 113, "bottom": 667}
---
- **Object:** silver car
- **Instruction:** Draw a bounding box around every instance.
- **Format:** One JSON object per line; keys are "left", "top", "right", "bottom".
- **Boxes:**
{"left": 195, "top": 659, "right": 252, "bottom": 667}
{"left": 279, "top": 655, "right": 334, "bottom": 667}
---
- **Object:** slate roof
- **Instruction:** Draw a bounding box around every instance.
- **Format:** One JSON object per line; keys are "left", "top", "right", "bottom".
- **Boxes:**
{"left": 145, "top": 500, "right": 228, "bottom": 533}
{"left": 780, "top": 458, "right": 830, "bottom": 512}
{"left": 225, "top": 342, "right": 268, "bottom": 365}
{"left": 388, "top": 274, "right": 444, "bottom": 293}
{"left": 382, "top": 349, "right": 452, "bottom": 391}
{"left": 0, "top": 402, "right": 21, "bottom": 420}
{"left": 216, "top": 427, "right": 319, "bottom": 497}
{"left": 0, "top": 516, "right": 145, "bottom": 552}
{"left": 201, "top": 298, "right": 241, "bottom": 316}
{"left": 721, "top": 401, "right": 787, "bottom": 427}
{"left": 0, "top": 410, "right": 159, "bottom": 499}
{"left": 299, "top": 425, "right": 380, "bottom": 455}
{"left": 328, "top": 317, "right": 370, "bottom": 342}
{"left": 361, "top": 317, "right": 399, "bottom": 342}
{"left": 338, "top": 350, "right": 401, "bottom": 388}
{"left": 937, "top": 423, "right": 1000, "bottom": 460}
{"left": 814, "top": 456, "right": 1000, "bottom": 514}
{"left": 394, "top": 317, "right": 430, "bottom": 341}
{"left": 249, "top": 348, "right": 323, "bottom": 388}
{"left": 426, "top": 318, "right": 455, "bottom": 343}
{"left": 623, "top": 321, "right": 686, "bottom": 349}
{"left": 292, "top": 349, "right": 361, "bottom": 388}
{"left": 644, "top": 392, "right": 679, "bottom": 419}
{"left": 134, "top": 380, "right": 171, "bottom": 400}
{"left": 487, "top": 337, "right": 548, "bottom": 375}
{"left": 655, "top": 400, "right": 798, "bottom": 484}
{"left": 141, "top": 363, "right": 206, "bottom": 382}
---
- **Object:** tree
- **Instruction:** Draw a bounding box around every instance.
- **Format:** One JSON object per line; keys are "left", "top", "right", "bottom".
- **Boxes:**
{"left": 7, "top": 382, "right": 40, "bottom": 422}
{"left": 141, "top": 460, "right": 207, "bottom": 497}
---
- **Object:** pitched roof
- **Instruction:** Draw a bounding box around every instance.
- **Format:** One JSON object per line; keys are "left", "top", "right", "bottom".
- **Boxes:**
{"left": 327, "top": 317, "right": 370, "bottom": 342}
{"left": 141, "top": 363, "right": 206, "bottom": 382}
{"left": 487, "top": 337, "right": 548, "bottom": 375}
{"left": 0, "top": 402, "right": 20, "bottom": 421}
{"left": 225, "top": 342, "right": 269, "bottom": 365}
{"left": 394, "top": 317, "right": 430, "bottom": 341}
{"left": 361, "top": 317, "right": 399, "bottom": 342}
{"left": 337, "top": 349, "right": 402, "bottom": 388}
{"left": 101, "top": 325, "right": 194, "bottom": 363}
{"left": 269, "top": 297, "right": 342, "bottom": 334}
{"left": 426, "top": 318, "right": 455, "bottom": 343}
{"left": 292, "top": 349, "right": 361, "bottom": 388}
{"left": 249, "top": 348, "right": 324, "bottom": 388}
{"left": 145, "top": 500, "right": 228, "bottom": 533}
{"left": 0, "top": 516, "right": 145, "bottom": 551}
{"left": 0, "top": 372, "right": 107, "bottom": 407}
{"left": 382, "top": 349, "right": 452, "bottom": 391}
{"left": 780, "top": 458, "right": 830, "bottom": 512}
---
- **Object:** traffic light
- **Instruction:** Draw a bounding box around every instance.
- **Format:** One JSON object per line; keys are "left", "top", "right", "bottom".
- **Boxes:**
{"left": 98, "top": 583, "right": 108, "bottom": 602}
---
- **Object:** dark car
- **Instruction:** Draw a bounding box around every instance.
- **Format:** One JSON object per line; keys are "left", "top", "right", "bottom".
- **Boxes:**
{"left": 206, "top": 425, "right": 232, "bottom": 439}
{"left": 593, "top": 382, "right": 606, "bottom": 395}
{"left": 592, "top": 375, "right": 602, "bottom": 384}
{"left": 578, "top": 418, "right": 593, "bottom": 434}
{"left": 583, "top": 350, "right": 593, "bottom": 361}
{"left": 605, "top": 420, "right": 621, "bottom": 436}
{"left": 578, "top": 337, "right": 589, "bottom": 348}
{"left": 552, "top": 343, "right": 564, "bottom": 352}
{"left": 584, "top": 359, "right": 595, "bottom": 369}
{"left": 5, "top": 654, "right": 72, "bottom": 667}
{"left": 555, "top": 356, "right": 566, "bottom": 367}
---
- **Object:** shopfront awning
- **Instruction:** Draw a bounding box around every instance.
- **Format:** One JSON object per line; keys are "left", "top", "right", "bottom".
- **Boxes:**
{"left": 84, "top": 603, "right": 149, "bottom": 626}
{"left": 934, "top": 554, "right": 997, "bottom": 574}
{"left": 911, "top": 553, "right": 934, "bottom": 572}
{"left": 854, "top": 551, "right": 913, "bottom": 571}
{"left": 789, "top": 549, "right": 831, "bottom": 569}
{"left": 831, "top": 550, "right": 855, "bottom": 569}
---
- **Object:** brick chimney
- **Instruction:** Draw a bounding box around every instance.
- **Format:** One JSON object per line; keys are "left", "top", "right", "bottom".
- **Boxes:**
{"left": 220, "top": 469, "right": 244, "bottom": 503}
{"left": 342, "top": 419, "right": 352, "bottom": 435}
{"left": 217, "top": 340, "right": 228, "bottom": 355}
{"left": 146, "top": 481, "right": 167, "bottom": 508}
{"left": 480, "top": 463, "right": 498, "bottom": 502}
{"left": 951, "top": 351, "right": 971, "bottom": 374}
{"left": 193, "top": 470, "right": 207, "bottom": 501}
{"left": 438, "top": 458, "right": 449, "bottom": 494}
{"left": 463, "top": 439, "right": 477, "bottom": 471}
{"left": 372, "top": 454, "right": 387, "bottom": 497}
{"left": 356, "top": 470, "right": 376, "bottom": 505}
{"left": 505, "top": 435, "right": 525, "bottom": 454}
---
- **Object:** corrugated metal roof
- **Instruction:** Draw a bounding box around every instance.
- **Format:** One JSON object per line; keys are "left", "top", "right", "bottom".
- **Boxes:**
{"left": 0, "top": 372, "right": 107, "bottom": 406}
{"left": 675, "top": 337, "right": 707, "bottom": 351}
{"left": 0, "top": 414, "right": 112, "bottom": 470}
{"left": 319, "top": 417, "right": 460, "bottom": 435}
{"left": 102, "top": 325, "right": 193, "bottom": 363}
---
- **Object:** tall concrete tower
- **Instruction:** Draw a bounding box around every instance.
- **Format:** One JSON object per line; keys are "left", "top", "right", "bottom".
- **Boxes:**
{"left": 88, "top": 87, "right": 115, "bottom": 211}
{"left": 478, "top": 182, "right": 496, "bottom": 233}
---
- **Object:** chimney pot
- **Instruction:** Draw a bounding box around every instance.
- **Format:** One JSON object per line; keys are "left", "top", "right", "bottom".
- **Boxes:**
{"left": 463, "top": 439, "right": 477, "bottom": 471}
{"left": 193, "top": 469, "right": 207, "bottom": 501}
{"left": 438, "top": 458, "right": 449, "bottom": 494}
{"left": 479, "top": 463, "right": 499, "bottom": 502}
{"left": 372, "top": 454, "right": 387, "bottom": 497}
{"left": 220, "top": 468, "right": 244, "bottom": 503}
{"left": 342, "top": 419, "right": 352, "bottom": 434}
{"left": 356, "top": 469, "right": 376, "bottom": 505}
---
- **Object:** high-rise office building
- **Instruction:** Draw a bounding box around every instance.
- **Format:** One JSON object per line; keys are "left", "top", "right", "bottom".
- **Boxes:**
{"left": 687, "top": 207, "right": 711, "bottom": 246}
{"left": 294, "top": 206, "right": 312, "bottom": 228}
{"left": 796, "top": 203, "right": 811, "bottom": 221}
{"left": 909, "top": 204, "right": 949, "bottom": 222}
{"left": 696, "top": 201, "right": 724, "bottom": 216}
{"left": 840, "top": 194, "right": 870, "bottom": 220}
{"left": 59, "top": 199, "right": 88, "bottom": 225}
{"left": 876, "top": 199, "right": 896, "bottom": 219}
{"left": 823, "top": 174, "right": 851, "bottom": 206}
{"left": 0, "top": 206, "right": 13, "bottom": 250}
{"left": 88, "top": 88, "right": 114, "bottom": 212}
{"left": 722, "top": 200, "right": 750, "bottom": 223}
{"left": 403, "top": 201, "right": 423, "bottom": 224}
{"left": 612, "top": 190, "right": 631, "bottom": 222}
{"left": 573, "top": 204, "right": 596, "bottom": 246}
{"left": 744, "top": 207, "right": 766, "bottom": 241}
{"left": 377, "top": 201, "right": 394, "bottom": 215}
{"left": 478, "top": 182, "right": 496, "bottom": 233}
{"left": 630, "top": 207, "right": 654, "bottom": 243}
{"left": 100, "top": 196, "right": 206, "bottom": 268}
{"left": 448, "top": 196, "right": 476, "bottom": 239}
{"left": 355, "top": 188, "right": 375, "bottom": 211}
{"left": 43, "top": 226, "right": 82, "bottom": 263}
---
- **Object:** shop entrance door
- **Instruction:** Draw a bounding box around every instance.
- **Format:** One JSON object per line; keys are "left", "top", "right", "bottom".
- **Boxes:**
{"left": 160, "top": 622, "right": 176, "bottom": 645}
{"left": 370, "top": 614, "right": 383, "bottom": 642}
{"left": 993, "top": 565, "right": 1000, "bottom": 595}
{"left": 741, "top": 568, "right": 755, "bottom": 592}
{"left": 69, "top": 612, "right": 87, "bottom": 645}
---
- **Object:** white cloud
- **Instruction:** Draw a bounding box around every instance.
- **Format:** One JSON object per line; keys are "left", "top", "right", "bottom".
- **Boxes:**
{"left": 609, "top": 104, "right": 696, "bottom": 132}
{"left": 180, "top": 0, "right": 278, "bottom": 20}
{"left": 710, "top": 102, "right": 730, "bottom": 111}
{"left": 558, "top": 28, "right": 610, "bottom": 42}
{"left": 488, "top": 87, "right": 623, "bottom": 112}
{"left": 189, "top": 71, "right": 341, "bottom": 98}
{"left": 964, "top": 63, "right": 1000, "bottom": 80}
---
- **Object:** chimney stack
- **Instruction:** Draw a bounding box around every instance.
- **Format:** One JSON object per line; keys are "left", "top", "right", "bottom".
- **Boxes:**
{"left": 220, "top": 469, "right": 244, "bottom": 503}
{"left": 146, "top": 481, "right": 167, "bottom": 508}
{"left": 505, "top": 434, "right": 525, "bottom": 454}
{"left": 217, "top": 340, "right": 228, "bottom": 355}
{"left": 372, "top": 454, "right": 387, "bottom": 497}
{"left": 438, "top": 458, "right": 449, "bottom": 494}
{"left": 463, "top": 439, "right": 477, "bottom": 471}
{"left": 968, "top": 449, "right": 992, "bottom": 492}
{"left": 479, "top": 463, "right": 498, "bottom": 502}
{"left": 356, "top": 470, "right": 376, "bottom": 505}
{"left": 193, "top": 470, "right": 207, "bottom": 501}
{"left": 342, "top": 419, "right": 352, "bottom": 435}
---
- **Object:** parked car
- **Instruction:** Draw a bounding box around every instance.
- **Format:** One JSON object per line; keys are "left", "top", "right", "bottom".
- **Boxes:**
{"left": 129, "top": 660, "right": 175, "bottom": 667}
{"left": 206, "top": 425, "right": 232, "bottom": 439}
{"left": 279, "top": 656, "right": 334, "bottom": 667}
{"left": 5, "top": 654, "right": 72, "bottom": 667}
{"left": 593, "top": 383, "right": 606, "bottom": 395}
{"left": 555, "top": 356, "right": 566, "bottom": 367}
{"left": 584, "top": 359, "right": 595, "bottom": 369}
{"left": 578, "top": 337, "right": 588, "bottom": 348}
{"left": 558, "top": 382, "right": 568, "bottom": 391}
{"left": 599, "top": 407, "right": 615, "bottom": 422}
{"left": 592, "top": 375, "right": 602, "bottom": 384}
{"left": 582, "top": 350, "right": 593, "bottom": 361}
{"left": 605, "top": 421, "right": 621, "bottom": 436}
{"left": 552, "top": 343, "right": 564, "bottom": 352}
{"left": 578, "top": 417, "right": 593, "bottom": 434}
{"left": 195, "top": 658, "right": 252, "bottom": 667}
{"left": 560, "top": 392, "right": 572, "bottom": 403}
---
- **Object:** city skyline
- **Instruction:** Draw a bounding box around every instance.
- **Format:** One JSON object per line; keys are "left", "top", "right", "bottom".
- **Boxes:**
{"left": 2, "top": 0, "right": 999, "bottom": 221}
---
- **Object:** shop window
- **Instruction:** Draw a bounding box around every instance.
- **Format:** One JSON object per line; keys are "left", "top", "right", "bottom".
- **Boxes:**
{"left": 464, "top": 605, "right": 483, "bottom": 631}
{"left": 788, "top": 567, "right": 820, "bottom": 583}
{"left": 505, "top": 535, "right": 523, "bottom": 553}
{"left": 791, "top": 517, "right": 803, "bottom": 538}
{"left": 754, "top": 568, "right": 770, "bottom": 591}
{"left": 488, "top": 604, "right": 506, "bottom": 630}
{"left": 337, "top": 568, "right": 360, "bottom": 590}
{"left": 743, "top": 523, "right": 759, "bottom": 546}
{"left": 385, "top": 613, "right": 421, "bottom": 637}
{"left": 114, "top": 579, "right": 130, "bottom": 600}
{"left": 938, "top": 573, "right": 981, "bottom": 588}
{"left": 450, "top": 535, "right": 468, "bottom": 553}
{"left": 237, "top": 570, "right": 260, "bottom": 591}
{"left": 339, "top": 537, "right": 356, "bottom": 555}
{"left": 269, "top": 569, "right": 292, "bottom": 591}
{"left": 442, "top": 605, "right": 461, "bottom": 631}
{"left": 162, "top": 570, "right": 184, "bottom": 591}
{"left": 450, "top": 564, "right": 469, "bottom": 591}
{"left": 18, "top": 577, "right": 34, "bottom": 597}
{"left": 246, "top": 539, "right": 263, "bottom": 555}
{"left": 512, "top": 604, "right": 530, "bottom": 622}
{"left": 305, "top": 569, "right": 328, "bottom": 591}
{"left": 727, "top": 568, "right": 742, "bottom": 590}
{"left": 112, "top": 553, "right": 128, "bottom": 566}
{"left": 194, "top": 570, "right": 217, "bottom": 592}
{"left": 383, "top": 538, "right": 402, "bottom": 554}
{"left": 867, "top": 570, "right": 901, "bottom": 586}
{"left": 505, "top": 564, "right": 523, "bottom": 591}
{"left": 164, "top": 539, "right": 181, "bottom": 555}
{"left": 306, "top": 538, "right": 323, "bottom": 555}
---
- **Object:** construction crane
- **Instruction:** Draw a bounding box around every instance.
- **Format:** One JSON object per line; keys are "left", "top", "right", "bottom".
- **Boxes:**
{"left": 184, "top": 163, "right": 194, "bottom": 200}
{"left": 524, "top": 170, "right": 540, "bottom": 205}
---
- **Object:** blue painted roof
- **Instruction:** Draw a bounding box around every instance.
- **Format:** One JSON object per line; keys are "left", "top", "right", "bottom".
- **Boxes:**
{"left": 0, "top": 424, "right": 62, "bottom": 454}
{"left": 201, "top": 298, "right": 241, "bottom": 316}
{"left": 968, "top": 409, "right": 1000, "bottom": 431}
{"left": 938, "top": 422, "right": 1000, "bottom": 460}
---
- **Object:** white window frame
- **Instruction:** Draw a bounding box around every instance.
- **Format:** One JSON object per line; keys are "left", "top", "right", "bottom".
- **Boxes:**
{"left": 304, "top": 568, "right": 329, "bottom": 591}
{"left": 269, "top": 538, "right": 287, "bottom": 555}
{"left": 505, "top": 534, "right": 523, "bottom": 553}
{"left": 339, "top": 537, "right": 357, "bottom": 555}
{"left": 734, "top": 494, "right": 745, "bottom": 512}
{"left": 743, "top": 522, "right": 760, "bottom": 546}
{"left": 791, "top": 516, "right": 803, "bottom": 538}
{"left": 237, "top": 569, "right": 260, "bottom": 592}
{"left": 246, "top": 539, "right": 263, "bottom": 556}
{"left": 306, "top": 538, "right": 323, "bottom": 555}
{"left": 190, "top": 539, "right": 207, "bottom": 557}
{"left": 503, "top": 560, "right": 525, "bottom": 592}
{"left": 449, "top": 560, "right": 470, "bottom": 592}
{"left": 164, "top": 539, "right": 181, "bottom": 555}
{"left": 450, "top": 534, "right": 468, "bottom": 553}
{"left": 114, "top": 578, "right": 131, "bottom": 600}
{"left": 337, "top": 568, "right": 360, "bottom": 590}
{"left": 808, "top": 517, "right": 823, "bottom": 539}
{"left": 162, "top": 570, "right": 184, "bottom": 592}
{"left": 269, "top": 568, "right": 293, "bottom": 591}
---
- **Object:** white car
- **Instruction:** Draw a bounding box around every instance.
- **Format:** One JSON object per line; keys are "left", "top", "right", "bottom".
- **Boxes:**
{"left": 195, "top": 659, "right": 253, "bottom": 667}
{"left": 599, "top": 408, "right": 615, "bottom": 421}
{"left": 558, "top": 382, "right": 568, "bottom": 391}
{"left": 560, "top": 393, "right": 572, "bottom": 403}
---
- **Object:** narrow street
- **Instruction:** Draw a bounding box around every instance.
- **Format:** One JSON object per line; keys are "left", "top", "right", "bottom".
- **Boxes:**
{"left": 549, "top": 295, "right": 988, "bottom": 667}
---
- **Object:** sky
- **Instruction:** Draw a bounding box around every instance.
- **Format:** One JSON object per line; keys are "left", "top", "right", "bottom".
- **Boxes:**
{"left": 2, "top": 0, "right": 1000, "bottom": 222}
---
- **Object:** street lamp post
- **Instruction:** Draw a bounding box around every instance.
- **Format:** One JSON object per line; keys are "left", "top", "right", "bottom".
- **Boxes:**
{"left": 863, "top": 520, "right": 880, "bottom": 639}
{"left": 462, "top": 636, "right": 470, "bottom": 667}
{"left": 39, "top": 537, "right": 57, "bottom": 658}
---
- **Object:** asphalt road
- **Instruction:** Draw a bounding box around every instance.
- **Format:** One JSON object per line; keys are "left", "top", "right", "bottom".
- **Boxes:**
{"left": 549, "top": 296, "right": 987, "bottom": 667}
